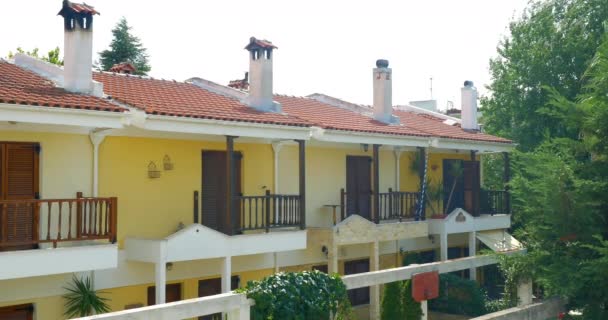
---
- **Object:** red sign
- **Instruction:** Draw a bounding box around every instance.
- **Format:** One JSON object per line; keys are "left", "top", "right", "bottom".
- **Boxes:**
{"left": 412, "top": 271, "right": 439, "bottom": 302}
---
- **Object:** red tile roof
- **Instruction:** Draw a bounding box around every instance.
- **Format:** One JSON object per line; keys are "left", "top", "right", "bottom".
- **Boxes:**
{"left": 59, "top": 1, "right": 99, "bottom": 15}
{"left": 0, "top": 61, "right": 124, "bottom": 112}
{"left": 93, "top": 72, "right": 309, "bottom": 126}
{"left": 245, "top": 37, "right": 277, "bottom": 50}
{"left": 109, "top": 62, "right": 137, "bottom": 74}
{"left": 277, "top": 95, "right": 430, "bottom": 138}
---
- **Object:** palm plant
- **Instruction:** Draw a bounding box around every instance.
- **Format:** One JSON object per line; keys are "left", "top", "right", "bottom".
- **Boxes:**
{"left": 63, "top": 275, "right": 111, "bottom": 318}
{"left": 444, "top": 161, "right": 464, "bottom": 214}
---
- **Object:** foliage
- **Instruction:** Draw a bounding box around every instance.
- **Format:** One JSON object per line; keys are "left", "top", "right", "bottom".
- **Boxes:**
{"left": 444, "top": 160, "right": 463, "bottom": 214}
{"left": 7, "top": 47, "right": 63, "bottom": 65}
{"left": 402, "top": 280, "right": 424, "bottom": 320}
{"left": 429, "top": 273, "right": 487, "bottom": 316}
{"left": 381, "top": 281, "right": 404, "bottom": 320}
{"left": 482, "top": 0, "right": 608, "bottom": 151}
{"left": 63, "top": 275, "right": 110, "bottom": 317}
{"left": 239, "top": 271, "right": 352, "bottom": 320}
{"left": 99, "top": 17, "right": 150, "bottom": 75}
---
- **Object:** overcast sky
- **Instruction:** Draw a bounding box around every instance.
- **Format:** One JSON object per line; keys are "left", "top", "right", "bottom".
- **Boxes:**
{"left": 1, "top": 0, "right": 528, "bottom": 110}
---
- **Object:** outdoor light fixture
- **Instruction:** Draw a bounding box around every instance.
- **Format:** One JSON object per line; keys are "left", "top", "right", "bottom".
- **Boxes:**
{"left": 163, "top": 154, "right": 174, "bottom": 170}
{"left": 361, "top": 144, "right": 369, "bottom": 152}
{"left": 148, "top": 161, "right": 161, "bottom": 178}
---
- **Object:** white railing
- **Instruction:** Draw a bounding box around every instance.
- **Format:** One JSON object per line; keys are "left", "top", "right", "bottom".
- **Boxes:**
{"left": 72, "top": 292, "right": 252, "bottom": 320}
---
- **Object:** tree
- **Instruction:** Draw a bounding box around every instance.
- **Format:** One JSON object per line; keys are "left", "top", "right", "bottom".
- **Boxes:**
{"left": 482, "top": 0, "right": 608, "bottom": 151}
{"left": 381, "top": 281, "right": 404, "bottom": 320}
{"left": 99, "top": 17, "right": 150, "bottom": 75}
{"left": 7, "top": 47, "right": 63, "bottom": 65}
{"left": 402, "top": 280, "right": 424, "bottom": 320}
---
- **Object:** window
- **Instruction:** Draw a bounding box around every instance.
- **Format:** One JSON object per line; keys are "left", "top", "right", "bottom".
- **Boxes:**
{"left": 147, "top": 283, "right": 182, "bottom": 306}
{"left": 344, "top": 259, "right": 370, "bottom": 306}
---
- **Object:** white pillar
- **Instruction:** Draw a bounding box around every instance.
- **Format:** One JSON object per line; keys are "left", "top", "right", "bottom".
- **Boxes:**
{"left": 440, "top": 233, "right": 448, "bottom": 261}
{"left": 329, "top": 241, "right": 339, "bottom": 274}
{"left": 155, "top": 241, "right": 167, "bottom": 304}
{"left": 272, "top": 141, "right": 285, "bottom": 222}
{"left": 273, "top": 252, "right": 279, "bottom": 273}
{"left": 89, "top": 131, "right": 107, "bottom": 197}
{"left": 421, "top": 300, "right": 428, "bottom": 320}
{"left": 517, "top": 279, "right": 533, "bottom": 306}
{"left": 370, "top": 241, "right": 380, "bottom": 320}
{"left": 394, "top": 149, "right": 402, "bottom": 191}
{"left": 222, "top": 256, "right": 232, "bottom": 293}
{"left": 469, "top": 231, "right": 477, "bottom": 280}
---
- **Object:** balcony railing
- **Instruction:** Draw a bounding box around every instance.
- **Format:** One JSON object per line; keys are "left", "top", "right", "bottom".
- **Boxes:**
{"left": 340, "top": 188, "right": 422, "bottom": 223}
{"left": 235, "top": 191, "right": 302, "bottom": 233}
{"left": 480, "top": 189, "right": 510, "bottom": 215}
{"left": 0, "top": 193, "right": 117, "bottom": 249}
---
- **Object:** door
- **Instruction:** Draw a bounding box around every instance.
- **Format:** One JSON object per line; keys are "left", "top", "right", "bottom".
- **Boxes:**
{"left": 463, "top": 161, "right": 481, "bottom": 216}
{"left": 198, "top": 276, "right": 239, "bottom": 320}
{"left": 344, "top": 259, "right": 370, "bottom": 306}
{"left": 0, "top": 143, "right": 39, "bottom": 251}
{"left": 0, "top": 304, "right": 33, "bottom": 320}
{"left": 346, "top": 156, "right": 371, "bottom": 220}
{"left": 201, "top": 151, "right": 242, "bottom": 235}
{"left": 147, "top": 283, "right": 182, "bottom": 306}
{"left": 442, "top": 159, "right": 464, "bottom": 214}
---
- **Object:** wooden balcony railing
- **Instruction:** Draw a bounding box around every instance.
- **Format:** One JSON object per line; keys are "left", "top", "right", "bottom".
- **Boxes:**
{"left": 480, "top": 189, "right": 510, "bottom": 215}
{"left": 378, "top": 189, "right": 421, "bottom": 221}
{"left": 0, "top": 192, "right": 117, "bottom": 249}
{"left": 235, "top": 191, "right": 301, "bottom": 233}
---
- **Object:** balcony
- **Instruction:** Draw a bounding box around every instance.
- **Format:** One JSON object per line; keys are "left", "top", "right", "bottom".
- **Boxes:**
{"left": 0, "top": 194, "right": 118, "bottom": 280}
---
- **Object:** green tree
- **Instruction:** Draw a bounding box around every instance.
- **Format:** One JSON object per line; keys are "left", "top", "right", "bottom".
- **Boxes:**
{"left": 482, "top": 0, "right": 608, "bottom": 151}
{"left": 381, "top": 281, "right": 404, "bottom": 320}
{"left": 7, "top": 47, "right": 63, "bottom": 65}
{"left": 99, "top": 17, "right": 150, "bottom": 75}
{"left": 402, "top": 280, "right": 423, "bottom": 320}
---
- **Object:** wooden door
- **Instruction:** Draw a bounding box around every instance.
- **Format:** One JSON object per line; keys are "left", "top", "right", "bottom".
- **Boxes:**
{"left": 463, "top": 161, "right": 481, "bottom": 216}
{"left": 442, "top": 159, "right": 464, "bottom": 214}
{"left": 0, "top": 143, "right": 39, "bottom": 251}
{"left": 147, "top": 283, "right": 182, "bottom": 306}
{"left": 198, "top": 277, "right": 239, "bottom": 320}
{"left": 346, "top": 156, "right": 372, "bottom": 220}
{"left": 344, "top": 259, "right": 370, "bottom": 306}
{"left": 201, "top": 151, "right": 242, "bottom": 234}
{"left": 0, "top": 304, "right": 33, "bottom": 320}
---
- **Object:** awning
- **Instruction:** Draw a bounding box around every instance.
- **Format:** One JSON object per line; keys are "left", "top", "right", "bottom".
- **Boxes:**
{"left": 476, "top": 230, "right": 523, "bottom": 252}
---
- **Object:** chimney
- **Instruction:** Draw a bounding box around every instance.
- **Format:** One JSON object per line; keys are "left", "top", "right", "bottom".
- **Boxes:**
{"left": 58, "top": 0, "right": 99, "bottom": 93}
{"left": 373, "top": 59, "right": 399, "bottom": 124}
{"left": 244, "top": 37, "right": 281, "bottom": 112}
{"left": 460, "top": 80, "right": 479, "bottom": 131}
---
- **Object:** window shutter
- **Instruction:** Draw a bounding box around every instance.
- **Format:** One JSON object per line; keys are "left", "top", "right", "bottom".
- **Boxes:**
{"left": 0, "top": 143, "right": 39, "bottom": 248}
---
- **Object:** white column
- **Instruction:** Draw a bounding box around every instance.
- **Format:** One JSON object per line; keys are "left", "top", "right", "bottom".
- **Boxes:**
{"left": 517, "top": 279, "right": 533, "bottom": 306}
{"left": 155, "top": 241, "right": 167, "bottom": 304}
{"left": 273, "top": 252, "right": 279, "bottom": 273}
{"left": 222, "top": 256, "right": 232, "bottom": 293}
{"left": 369, "top": 240, "right": 380, "bottom": 320}
{"left": 469, "top": 231, "right": 477, "bottom": 280}
{"left": 89, "top": 131, "right": 107, "bottom": 197}
{"left": 421, "top": 300, "right": 428, "bottom": 320}
{"left": 329, "top": 241, "right": 339, "bottom": 274}
{"left": 272, "top": 141, "right": 285, "bottom": 221}
{"left": 440, "top": 233, "right": 448, "bottom": 261}
{"left": 394, "top": 149, "right": 402, "bottom": 191}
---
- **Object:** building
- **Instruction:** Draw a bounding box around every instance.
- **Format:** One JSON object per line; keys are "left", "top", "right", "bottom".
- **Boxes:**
{"left": 0, "top": 2, "right": 520, "bottom": 319}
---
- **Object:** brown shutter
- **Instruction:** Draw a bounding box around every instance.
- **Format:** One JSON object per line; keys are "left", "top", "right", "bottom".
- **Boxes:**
{"left": 463, "top": 161, "right": 480, "bottom": 216}
{"left": 0, "top": 143, "right": 39, "bottom": 249}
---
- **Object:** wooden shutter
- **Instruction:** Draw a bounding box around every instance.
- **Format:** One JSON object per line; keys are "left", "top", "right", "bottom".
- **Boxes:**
{"left": 0, "top": 143, "right": 39, "bottom": 249}
{"left": 463, "top": 161, "right": 480, "bottom": 216}
{"left": 147, "top": 283, "right": 182, "bottom": 306}
{"left": 346, "top": 156, "right": 372, "bottom": 220}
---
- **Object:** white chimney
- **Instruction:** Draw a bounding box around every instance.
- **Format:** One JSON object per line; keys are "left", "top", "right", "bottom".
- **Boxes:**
{"left": 244, "top": 37, "right": 281, "bottom": 112}
{"left": 461, "top": 80, "right": 479, "bottom": 131}
{"left": 58, "top": 1, "right": 99, "bottom": 94}
{"left": 373, "top": 59, "right": 399, "bottom": 124}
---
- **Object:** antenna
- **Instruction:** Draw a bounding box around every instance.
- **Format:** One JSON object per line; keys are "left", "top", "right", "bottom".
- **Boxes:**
{"left": 429, "top": 77, "right": 433, "bottom": 100}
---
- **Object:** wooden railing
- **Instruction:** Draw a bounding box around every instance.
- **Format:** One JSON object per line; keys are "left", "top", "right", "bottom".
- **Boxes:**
{"left": 378, "top": 189, "right": 421, "bottom": 221}
{"left": 0, "top": 193, "right": 117, "bottom": 248}
{"left": 235, "top": 190, "right": 301, "bottom": 233}
{"left": 480, "top": 189, "right": 510, "bottom": 215}
{"left": 340, "top": 188, "right": 421, "bottom": 223}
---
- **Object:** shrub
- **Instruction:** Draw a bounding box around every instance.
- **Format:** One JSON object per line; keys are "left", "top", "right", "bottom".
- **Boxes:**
{"left": 429, "top": 273, "right": 487, "bottom": 316}
{"left": 63, "top": 276, "right": 110, "bottom": 317}
{"left": 239, "top": 271, "right": 352, "bottom": 320}
{"left": 381, "top": 281, "right": 403, "bottom": 320}
{"left": 402, "top": 280, "right": 424, "bottom": 320}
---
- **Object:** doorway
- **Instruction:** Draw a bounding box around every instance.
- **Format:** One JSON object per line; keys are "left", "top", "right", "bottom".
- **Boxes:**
{"left": 0, "top": 304, "right": 33, "bottom": 320}
{"left": 345, "top": 156, "right": 372, "bottom": 220}
{"left": 201, "top": 151, "right": 242, "bottom": 234}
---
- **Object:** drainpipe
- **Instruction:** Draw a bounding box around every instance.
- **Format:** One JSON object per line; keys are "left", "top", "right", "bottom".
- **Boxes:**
{"left": 89, "top": 130, "right": 108, "bottom": 197}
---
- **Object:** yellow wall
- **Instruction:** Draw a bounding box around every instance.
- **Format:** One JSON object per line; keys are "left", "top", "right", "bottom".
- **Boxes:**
{"left": 0, "top": 131, "right": 92, "bottom": 198}
{"left": 0, "top": 295, "right": 64, "bottom": 320}
{"left": 99, "top": 136, "right": 275, "bottom": 246}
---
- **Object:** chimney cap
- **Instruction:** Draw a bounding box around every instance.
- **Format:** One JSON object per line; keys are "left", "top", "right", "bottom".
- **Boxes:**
{"left": 376, "top": 59, "right": 389, "bottom": 68}
{"left": 463, "top": 80, "right": 474, "bottom": 87}
{"left": 109, "top": 62, "right": 137, "bottom": 74}
{"left": 58, "top": 0, "right": 100, "bottom": 16}
{"left": 245, "top": 37, "right": 277, "bottom": 51}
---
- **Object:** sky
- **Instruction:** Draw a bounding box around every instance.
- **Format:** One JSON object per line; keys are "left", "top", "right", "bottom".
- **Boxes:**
{"left": 0, "top": 0, "right": 529, "bottom": 110}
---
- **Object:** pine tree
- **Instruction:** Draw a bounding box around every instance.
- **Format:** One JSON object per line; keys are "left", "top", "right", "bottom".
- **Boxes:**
{"left": 381, "top": 281, "right": 404, "bottom": 320}
{"left": 402, "top": 280, "right": 423, "bottom": 320}
{"left": 99, "top": 17, "right": 150, "bottom": 75}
